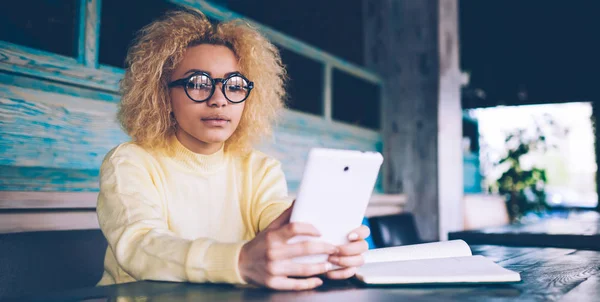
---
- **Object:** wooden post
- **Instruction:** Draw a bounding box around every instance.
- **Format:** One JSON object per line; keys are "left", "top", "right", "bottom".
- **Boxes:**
{"left": 78, "top": 0, "right": 101, "bottom": 68}
{"left": 363, "top": 0, "right": 463, "bottom": 241}
{"left": 323, "top": 64, "right": 333, "bottom": 121}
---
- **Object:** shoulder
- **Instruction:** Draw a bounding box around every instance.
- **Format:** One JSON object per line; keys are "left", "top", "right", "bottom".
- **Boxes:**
{"left": 101, "top": 142, "right": 156, "bottom": 169}
{"left": 234, "top": 149, "right": 284, "bottom": 177}
{"left": 243, "top": 149, "right": 282, "bottom": 168}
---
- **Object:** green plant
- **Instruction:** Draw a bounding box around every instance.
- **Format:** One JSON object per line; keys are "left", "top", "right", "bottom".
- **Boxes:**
{"left": 493, "top": 117, "right": 565, "bottom": 222}
{"left": 496, "top": 146, "right": 548, "bottom": 222}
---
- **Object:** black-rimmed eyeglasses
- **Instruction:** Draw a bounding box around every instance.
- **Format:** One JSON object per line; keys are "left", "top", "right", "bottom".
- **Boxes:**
{"left": 168, "top": 71, "right": 254, "bottom": 103}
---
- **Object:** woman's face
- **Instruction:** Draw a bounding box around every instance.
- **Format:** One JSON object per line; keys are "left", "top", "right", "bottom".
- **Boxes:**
{"left": 169, "top": 44, "right": 246, "bottom": 154}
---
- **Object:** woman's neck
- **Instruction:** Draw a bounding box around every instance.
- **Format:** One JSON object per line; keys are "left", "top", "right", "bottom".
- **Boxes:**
{"left": 175, "top": 128, "right": 223, "bottom": 155}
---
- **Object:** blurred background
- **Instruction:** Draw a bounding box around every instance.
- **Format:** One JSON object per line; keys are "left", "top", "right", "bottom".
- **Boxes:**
{"left": 1, "top": 0, "right": 599, "bottom": 241}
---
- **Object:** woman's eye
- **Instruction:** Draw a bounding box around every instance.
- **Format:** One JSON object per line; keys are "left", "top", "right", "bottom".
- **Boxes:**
{"left": 227, "top": 85, "right": 243, "bottom": 91}
{"left": 190, "top": 83, "right": 212, "bottom": 90}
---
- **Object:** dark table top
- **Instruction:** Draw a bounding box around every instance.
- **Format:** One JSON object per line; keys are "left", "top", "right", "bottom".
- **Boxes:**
{"left": 18, "top": 245, "right": 600, "bottom": 302}
{"left": 449, "top": 211, "right": 600, "bottom": 250}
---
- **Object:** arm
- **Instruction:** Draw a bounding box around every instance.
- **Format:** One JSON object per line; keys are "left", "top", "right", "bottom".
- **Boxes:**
{"left": 248, "top": 155, "right": 370, "bottom": 281}
{"left": 238, "top": 155, "right": 365, "bottom": 289}
{"left": 250, "top": 158, "right": 293, "bottom": 233}
{"left": 97, "top": 146, "right": 245, "bottom": 284}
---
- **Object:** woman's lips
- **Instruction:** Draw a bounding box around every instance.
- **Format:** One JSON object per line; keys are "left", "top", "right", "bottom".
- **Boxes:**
{"left": 201, "top": 116, "right": 230, "bottom": 127}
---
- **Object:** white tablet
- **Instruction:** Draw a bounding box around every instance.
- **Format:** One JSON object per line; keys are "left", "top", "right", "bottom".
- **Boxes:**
{"left": 288, "top": 148, "right": 383, "bottom": 264}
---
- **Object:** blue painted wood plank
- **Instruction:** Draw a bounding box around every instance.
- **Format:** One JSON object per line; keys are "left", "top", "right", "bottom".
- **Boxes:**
{"left": 260, "top": 111, "right": 383, "bottom": 192}
{"left": 0, "top": 83, "right": 129, "bottom": 170}
{"left": 0, "top": 73, "right": 119, "bottom": 103}
{"left": 98, "top": 64, "right": 126, "bottom": 75}
{"left": 0, "top": 41, "right": 122, "bottom": 92}
{"left": 0, "top": 165, "right": 99, "bottom": 191}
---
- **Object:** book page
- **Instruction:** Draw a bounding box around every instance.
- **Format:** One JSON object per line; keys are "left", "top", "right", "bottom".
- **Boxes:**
{"left": 356, "top": 255, "right": 521, "bottom": 285}
{"left": 363, "top": 240, "right": 472, "bottom": 264}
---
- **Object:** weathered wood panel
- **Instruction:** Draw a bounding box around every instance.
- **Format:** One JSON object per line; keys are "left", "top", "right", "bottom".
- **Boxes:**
{"left": 0, "top": 83, "right": 127, "bottom": 171}
{"left": 0, "top": 166, "right": 99, "bottom": 192}
{"left": 0, "top": 0, "right": 386, "bottom": 236}
{"left": 0, "top": 191, "right": 403, "bottom": 211}
{"left": 0, "top": 211, "right": 99, "bottom": 234}
{"left": 0, "top": 41, "right": 122, "bottom": 92}
{"left": 262, "top": 110, "right": 382, "bottom": 191}
{"left": 0, "top": 191, "right": 98, "bottom": 209}
{"left": 0, "top": 192, "right": 404, "bottom": 232}
{"left": 0, "top": 72, "right": 119, "bottom": 103}
{"left": 0, "top": 74, "right": 382, "bottom": 193}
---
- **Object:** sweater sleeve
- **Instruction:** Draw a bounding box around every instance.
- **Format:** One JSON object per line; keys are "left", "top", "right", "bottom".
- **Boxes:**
{"left": 251, "top": 157, "right": 293, "bottom": 233}
{"left": 96, "top": 145, "right": 246, "bottom": 284}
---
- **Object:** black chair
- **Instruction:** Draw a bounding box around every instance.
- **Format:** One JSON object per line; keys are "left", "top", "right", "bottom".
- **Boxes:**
{"left": 368, "top": 213, "right": 422, "bottom": 248}
{"left": 0, "top": 229, "right": 108, "bottom": 300}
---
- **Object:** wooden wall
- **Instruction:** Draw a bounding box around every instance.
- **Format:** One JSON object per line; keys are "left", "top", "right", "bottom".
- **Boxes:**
{"left": 0, "top": 74, "right": 382, "bottom": 193}
{"left": 0, "top": 42, "right": 387, "bottom": 232}
{"left": 0, "top": 0, "right": 416, "bottom": 233}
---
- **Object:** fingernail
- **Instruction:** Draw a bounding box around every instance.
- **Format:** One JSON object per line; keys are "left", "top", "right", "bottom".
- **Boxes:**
{"left": 348, "top": 233, "right": 359, "bottom": 240}
{"left": 325, "top": 262, "right": 333, "bottom": 271}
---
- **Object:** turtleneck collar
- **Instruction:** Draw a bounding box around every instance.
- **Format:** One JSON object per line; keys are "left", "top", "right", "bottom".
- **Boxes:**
{"left": 168, "top": 135, "right": 226, "bottom": 174}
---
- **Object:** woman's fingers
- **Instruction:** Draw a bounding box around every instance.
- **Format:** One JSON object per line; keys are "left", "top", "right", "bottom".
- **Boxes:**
{"left": 266, "top": 260, "right": 332, "bottom": 277}
{"left": 267, "top": 241, "right": 337, "bottom": 261}
{"left": 347, "top": 225, "right": 370, "bottom": 241}
{"left": 265, "top": 276, "right": 323, "bottom": 291}
{"left": 328, "top": 254, "right": 365, "bottom": 267}
{"left": 277, "top": 222, "right": 322, "bottom": 240}
{"left": 325, "top": 267, "right": 357, "bottom": 280}
{"left": 337, "top": 240, "right": 369, "bottom": 256}
{"left": 263, "top": 222, "right": 321, "bottom": 250}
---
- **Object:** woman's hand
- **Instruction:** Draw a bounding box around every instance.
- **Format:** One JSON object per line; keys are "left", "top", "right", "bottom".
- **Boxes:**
{"left": 238, "top": 205, "right": 338, "bottom": 291}
{"left": 325, "top": 225, "right": 370, "bottom": 280}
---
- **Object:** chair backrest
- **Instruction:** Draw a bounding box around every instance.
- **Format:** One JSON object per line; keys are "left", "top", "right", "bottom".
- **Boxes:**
{"left": 361, "top": 217, "right": 377, "bottom": 249}
{"left": 0, "top": 229, "right": 107, "bottom": 299}
{"left": 368, "top": 212, "right": 421, "bottom": 248}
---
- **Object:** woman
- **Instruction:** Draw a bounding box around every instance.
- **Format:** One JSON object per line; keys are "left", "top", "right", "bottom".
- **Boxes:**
{"left": 97, "top": 8, "right": 369, "bottom": 291}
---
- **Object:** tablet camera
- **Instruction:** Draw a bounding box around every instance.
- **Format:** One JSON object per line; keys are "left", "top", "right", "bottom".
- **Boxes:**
{"left": 344, "top": 166, "right": 349, "bottom": 172}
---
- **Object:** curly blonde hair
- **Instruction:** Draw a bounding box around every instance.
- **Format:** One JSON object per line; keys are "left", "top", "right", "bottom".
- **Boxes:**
{"left": 118, "top": 8, "right": 286, "bottom": 154}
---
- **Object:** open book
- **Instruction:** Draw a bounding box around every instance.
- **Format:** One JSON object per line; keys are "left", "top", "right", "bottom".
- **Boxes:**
{"left": 355, "top": 240, "right": 521, "bottom": 285}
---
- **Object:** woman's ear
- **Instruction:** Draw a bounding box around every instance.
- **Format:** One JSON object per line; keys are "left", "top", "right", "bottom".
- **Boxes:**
{"left": 170, "top": 111, "right": 178, "bottom": 127}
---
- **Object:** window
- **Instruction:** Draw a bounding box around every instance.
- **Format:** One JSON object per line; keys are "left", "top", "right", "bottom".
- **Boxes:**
{"left": 220, "top": 0, "right": 365, "bottom": 65}
{"left": 332, "top": 70, "right": 381, "bottom": 130}
{"left": 463, "top": 117, "right": 480, "bottom": 153}
{"left": 99, "top": 0, "right": 179, "bottom": 67}
{"left": 280, "top": 48, "right": 323, "bottom": 115}
{"left": 0, "top": 0, "right": 79, "bottom": 57}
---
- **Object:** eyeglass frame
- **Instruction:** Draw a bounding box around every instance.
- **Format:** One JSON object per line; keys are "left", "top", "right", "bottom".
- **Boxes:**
{"left": 168, "top": 71, "right": 254, "bottom": 104}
